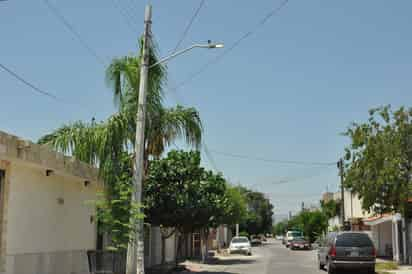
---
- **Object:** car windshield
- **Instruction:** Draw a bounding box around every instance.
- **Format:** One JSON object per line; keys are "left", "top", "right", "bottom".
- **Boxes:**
{"left": 288, "top": 231, "right": 303, "bottom": 237}
{"left": 232, "top": 237, "right": 249, "bottom": 243}
{"left": 336, "top": 233, "right": 373, "bottom": 248}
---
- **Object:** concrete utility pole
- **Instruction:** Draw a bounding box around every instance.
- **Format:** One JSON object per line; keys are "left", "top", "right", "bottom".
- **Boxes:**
{"left": 338, "top": 159, "right": 345, "bottom": 228}
{"left": 126, "top": 4, "right": 152, "bottom": 274}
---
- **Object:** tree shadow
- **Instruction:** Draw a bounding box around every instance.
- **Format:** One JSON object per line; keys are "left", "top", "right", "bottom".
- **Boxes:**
{"left": 206, "top": 257, "right": 257, "bottom": 266}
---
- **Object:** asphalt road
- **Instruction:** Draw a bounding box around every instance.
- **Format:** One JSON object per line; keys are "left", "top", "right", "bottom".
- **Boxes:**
{"left": 189, "top": 239, "right": 324, "bottom": 274}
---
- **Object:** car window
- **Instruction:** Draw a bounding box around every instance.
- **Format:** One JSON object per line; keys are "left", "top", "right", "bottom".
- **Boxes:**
{"left": 336, "top": 233, "right": 373, "bottom": 247}
{"left": 287, "top": 231, "right": 303, "bottom": 237}
{"left": 231, "top": 237, "right": 249, "bottom": 243}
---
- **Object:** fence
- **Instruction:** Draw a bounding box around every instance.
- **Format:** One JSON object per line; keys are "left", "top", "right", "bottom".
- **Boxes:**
{"left": 87, "top": 250, "right": 126, "bottom": 274}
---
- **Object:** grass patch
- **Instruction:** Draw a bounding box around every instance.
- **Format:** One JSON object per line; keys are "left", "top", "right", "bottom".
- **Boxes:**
{"left": 376, "top": 262, "right": 399, "bottom": 271}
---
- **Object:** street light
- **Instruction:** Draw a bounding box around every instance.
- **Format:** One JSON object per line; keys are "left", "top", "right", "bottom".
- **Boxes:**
{"left": 127, "top": 5, "right": 224, "bottom": 274}
{"left": 149, "top": 41, "right": 224, "bottom": 68}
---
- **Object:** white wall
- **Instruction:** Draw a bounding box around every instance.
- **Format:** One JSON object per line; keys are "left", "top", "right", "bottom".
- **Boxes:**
{"left": 5, "top": 161, "right": 98, "bottom": 255}
{"left": 165, "top": 234, "right": 176, "bottom": 263}
{"left": 371, "top": 221, "right": 392, "bottom": 257}
{"left": 150, "top": 226, "right": 162, "bottom": 267}
{"left": 344, "top": 191, "right": 369, "bottom": 220}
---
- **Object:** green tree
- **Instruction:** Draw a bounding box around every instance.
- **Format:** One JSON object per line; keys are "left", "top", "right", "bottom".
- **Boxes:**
{"left": 287, "top": 211, "right": 328, "bottom": 243}
{"left": 320, "top": 199, "right": 341, "bottom": 220}
{"left": 144, "top": 150, "right": 230, "bottom": 262}
{"left": 273, "top": 221, "right": 288, "bottom": 236}
{"left": 344, "top": 106, "right": 412, "bottom": 214}
{"left": 238, "top": 187, "right": 274, "bottom": 235}
{"left": 38, "top": 41, "right": 203, "bottom": 249}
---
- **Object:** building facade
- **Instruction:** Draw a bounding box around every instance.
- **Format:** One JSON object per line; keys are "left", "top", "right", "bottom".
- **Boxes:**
{"left": 0, "top": 131, "right": 101, "bottom": 274}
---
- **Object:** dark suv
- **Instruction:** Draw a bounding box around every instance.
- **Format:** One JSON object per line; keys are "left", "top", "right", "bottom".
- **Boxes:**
{"left": 317, "top": 232, "right": 376, "bottom": 274}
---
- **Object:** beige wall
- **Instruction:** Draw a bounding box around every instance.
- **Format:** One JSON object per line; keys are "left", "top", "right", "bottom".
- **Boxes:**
{"left": 344, "top": 191, "right": 370, "bottom": 220}
{"left": 5, "top": 161, "right": 98, "bottom": 255}
{"left": 372, "top": 221, "right": 393, "bottom": 257}
{"left": 2, "top": 161, "right": 99, "bottom": 274}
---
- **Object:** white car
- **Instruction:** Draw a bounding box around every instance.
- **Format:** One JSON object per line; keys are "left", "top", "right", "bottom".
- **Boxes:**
{"left": 229, "top": 236, "right": 252, "bottom": 256}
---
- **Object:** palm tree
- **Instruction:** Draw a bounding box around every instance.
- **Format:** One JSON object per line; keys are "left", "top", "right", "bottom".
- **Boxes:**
{"left": 38, "top": 41, "right": 203, "bottom": 257}
{"left": 39, "top": 41, "right": 202, "bottom": 175}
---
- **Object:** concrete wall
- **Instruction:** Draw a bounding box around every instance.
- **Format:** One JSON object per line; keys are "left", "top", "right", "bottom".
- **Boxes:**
{"left": 164, "top": 233, "right": 176, "bottom": 263}
{"left": 3, "top": 161, "right": 99, "bottom": 274}
{"left": 150, "top": 226, "right": 162, "bottom": 267}
{"left": 328, "top": 216, "right": 341, "bottom": 231}
{"left": 371, "top": 221, "right": 393, "bottom": 257}
{"left": 344, "top": 191, "right": 369, "bottom": 220}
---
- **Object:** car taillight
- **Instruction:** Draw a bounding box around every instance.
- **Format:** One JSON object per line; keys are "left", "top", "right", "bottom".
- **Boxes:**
{"left": 329, "top": 245, "right": 337, "bottom": 257}
{"left": 372, "top": 247, "right": 376, "bottom": 257}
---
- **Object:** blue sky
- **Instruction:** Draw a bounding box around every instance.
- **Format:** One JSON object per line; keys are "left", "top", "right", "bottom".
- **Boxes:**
{"left": 1, "top": 1, "right": 412, "bottom": 217}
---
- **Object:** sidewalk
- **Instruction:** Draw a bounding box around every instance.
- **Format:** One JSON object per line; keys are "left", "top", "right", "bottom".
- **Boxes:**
{"left": 385, "top": 266, "right": 412, "bottom": 274}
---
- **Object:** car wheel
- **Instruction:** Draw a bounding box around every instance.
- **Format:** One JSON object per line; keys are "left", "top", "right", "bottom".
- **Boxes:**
{"left": 368, "top": 266, "right": 375, "bottom": 274}
{"left": 318, "top": 256, "right": 324, "bottom": 270}
{"left": 319, "top": 262, "right": 324, "bottom": 270}
{"left": 248, "top": 252, "right": 252, "bottom": 256}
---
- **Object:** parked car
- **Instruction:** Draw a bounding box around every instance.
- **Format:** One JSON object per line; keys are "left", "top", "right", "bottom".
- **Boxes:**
{"left": 289, "top": 237, "right": 311, "bottom": 250}
{"left": 229, "top": 236, "right": 252, "bottom": 256}
{"left": 276, "top": 235, "right": 284, "bottom": 241}
{"left": 285, "top": 230, "right": 303, "bottom": 248}
{"left": 317, "top": 232, "right": 376, "bottom": 274}
{"left": 251, "top": 236, "right": 262, "bottom": 246}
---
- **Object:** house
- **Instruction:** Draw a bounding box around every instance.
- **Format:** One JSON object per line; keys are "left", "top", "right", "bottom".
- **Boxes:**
{"left": 322, "top": 190, "right": 407, "bottom": 263}
{"left": 0, "top": 131, "right": 102, "bottom": 274}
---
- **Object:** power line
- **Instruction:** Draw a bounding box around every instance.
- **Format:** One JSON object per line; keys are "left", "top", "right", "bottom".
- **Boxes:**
{"left": 210, "top": 149, "right": 336, "bottom": 167}
{"left": 0, "top": 62, "right": 60, "bottom": 101}
{"left": 173, "top": 0, "right": 206, "bottom": 53}
{"left": 110, "top": 0, "right": 139, "bottom": 35}
{"left": 170, "top": 0, "right": 290, "bottom": 91}
{"left": 43, "top": 0, "right": 106, "bottom": 65}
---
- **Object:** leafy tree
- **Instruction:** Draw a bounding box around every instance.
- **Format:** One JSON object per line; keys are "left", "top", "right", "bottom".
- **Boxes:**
{"left": 320, "top": 199, "right": 341, "bottom": 220}
{"left": 238, "top": 187, "right": 274, "bottom": 235}
{"left": 344, "top": 106, "right": 412, "bottom": 214}
{"left": 144, "top": 150, "right": 231, "bottom": 262}
{"left": 222, "top": 185, "right": 248, "bottom": 227}
{"left": 273, "top": 221, "right": 288, "bottom": 236}
{"left": 287, "top": 211, "right": 328, "bottom": 243}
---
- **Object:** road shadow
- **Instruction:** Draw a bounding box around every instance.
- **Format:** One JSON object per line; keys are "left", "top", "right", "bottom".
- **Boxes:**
{"left": 206, "top": 257, "right": 257, "bottom": 266}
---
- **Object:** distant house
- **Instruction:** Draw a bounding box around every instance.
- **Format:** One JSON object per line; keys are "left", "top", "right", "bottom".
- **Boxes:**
{"left": 0, "top": 131, "right": 102, "bottom": 274}
{"left": 321, "top": 190, "right": 406, "bottom": 263}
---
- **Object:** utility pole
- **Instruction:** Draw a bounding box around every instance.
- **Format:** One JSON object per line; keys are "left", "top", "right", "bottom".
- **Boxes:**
{"left": 126, "top": 4, "right": 151, "bottom": 274}
{"left": 338, "top": 159, "right": 345, "bottom": 228}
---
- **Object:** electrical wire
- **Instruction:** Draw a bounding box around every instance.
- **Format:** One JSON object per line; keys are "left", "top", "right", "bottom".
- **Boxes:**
{"left": 173, "top": 0, "right": 206, "bottom": 53}
{"left": 0, "top": 62, "right": 60, "bottom": 101}
{"left": 210, "top": 149, "right": 336, "bottom": 167}
{"left": 170, "top": 0, "right": 290, "bottom": 92}
{"left": 110, "top": 0, "right": 139, "bottom": 35}
{"left": 43, "top": 0, "right": 106, "bottom": 65}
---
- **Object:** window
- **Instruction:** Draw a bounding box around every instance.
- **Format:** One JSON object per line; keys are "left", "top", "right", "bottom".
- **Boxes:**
{"left": 336, "top": 233, "right": 373, "bottom": 247}
{"left": 231, "top": 237, "right": 249, "bottom": 243}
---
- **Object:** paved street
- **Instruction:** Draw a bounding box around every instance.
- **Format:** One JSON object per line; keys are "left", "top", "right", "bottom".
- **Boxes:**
{"left": 183, "top": 239, "right": 324, "bottom": 274}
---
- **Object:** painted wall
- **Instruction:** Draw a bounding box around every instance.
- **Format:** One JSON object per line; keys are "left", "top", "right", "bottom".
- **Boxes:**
{"left": 371, "top": 221, "right": 393, "bottom": 257}
{"left": 344, "top": 191, "right": 369, "bottom": 220}
{"left": 165, "top": 233, "right": 176, "bottom": 263}
{"left": 4, "top": 161, "right": 99, "bottom": 274}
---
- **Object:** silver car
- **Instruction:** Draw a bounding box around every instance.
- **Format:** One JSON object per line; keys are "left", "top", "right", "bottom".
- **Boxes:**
{"left": 317, "top": 232, "right": 376, "bottom": 274}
